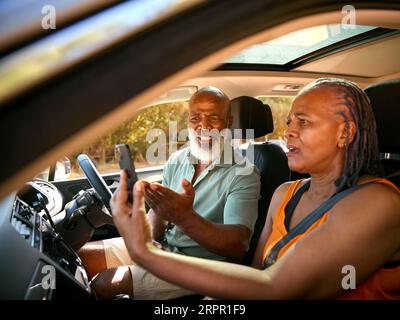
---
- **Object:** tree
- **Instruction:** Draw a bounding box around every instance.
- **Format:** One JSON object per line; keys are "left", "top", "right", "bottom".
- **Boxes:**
{"left": 70, "top": 101, "right": 189, "bottom": 174}
{"left": 258, "top": 96, "right": 294, "bottom": 140}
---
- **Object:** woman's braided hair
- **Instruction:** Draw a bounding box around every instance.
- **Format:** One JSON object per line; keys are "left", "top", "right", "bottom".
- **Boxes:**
{"left": 299, "top": 78, "right": 382, "bottom": 191}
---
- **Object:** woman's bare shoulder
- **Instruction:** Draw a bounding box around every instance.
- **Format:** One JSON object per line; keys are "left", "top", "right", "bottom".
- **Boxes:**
{"left": 332, "top": 177, "right": 400, "bottom": 224}
{"left": 358, "top": 176, "right": 399, "bottom": 202}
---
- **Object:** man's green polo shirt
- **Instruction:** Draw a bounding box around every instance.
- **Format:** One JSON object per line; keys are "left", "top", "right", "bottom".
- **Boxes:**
{"left": 162, "top": 146, "right": 260, "bottom": 261}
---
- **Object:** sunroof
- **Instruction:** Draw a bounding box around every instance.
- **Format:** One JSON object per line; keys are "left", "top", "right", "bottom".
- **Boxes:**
{"left": 224, "top": 24, "right": 377, "bottom": 65}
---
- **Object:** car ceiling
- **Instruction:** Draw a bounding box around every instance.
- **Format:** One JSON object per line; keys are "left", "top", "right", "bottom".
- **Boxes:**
{"left": 177, "top": 27, "right": 400, "bottom": 99}
{"left": 179, "top": 34, "right": 400, "bottom": 99}
{"left": 294, "top": 32, "right": 400, "bottom": 77}
{"left": 178, "top": 71, "right": 370, "bottom": 101}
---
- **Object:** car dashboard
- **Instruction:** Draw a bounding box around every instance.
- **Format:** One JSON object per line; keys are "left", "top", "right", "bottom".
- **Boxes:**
{"left": 0, "top": 180, "right": 91, "bottom": 300}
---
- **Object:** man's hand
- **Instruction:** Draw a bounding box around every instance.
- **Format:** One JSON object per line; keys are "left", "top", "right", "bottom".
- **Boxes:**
{"left": 111, "top": 170, "right": 154, "bottom": 261}
{"left": 143, "top": 179, "right": 195, "bottom": 226}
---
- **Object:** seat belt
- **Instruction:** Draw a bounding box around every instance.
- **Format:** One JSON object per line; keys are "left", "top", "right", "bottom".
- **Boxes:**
{"left": 284, "top": 180, "right": 310, "bottom": 231}
{"left": 264, "top": 182, "right": 371, "bottom": 268}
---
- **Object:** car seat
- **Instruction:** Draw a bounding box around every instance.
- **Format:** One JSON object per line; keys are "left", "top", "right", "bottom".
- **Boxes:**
{"left": 365, "top": 79, "right": 400, "bottom": 188}
{"left": 230, "top": 96, "right": 290, "bottom": 264}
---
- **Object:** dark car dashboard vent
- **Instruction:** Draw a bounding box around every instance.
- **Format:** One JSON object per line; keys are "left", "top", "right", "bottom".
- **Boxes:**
{"left": 11, "top": 197, "right": 42, "bottom": 250}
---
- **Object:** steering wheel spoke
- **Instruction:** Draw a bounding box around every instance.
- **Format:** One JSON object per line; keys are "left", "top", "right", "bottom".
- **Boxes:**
{"left": 77, "top": 154, "right": 113, "bottom": 212}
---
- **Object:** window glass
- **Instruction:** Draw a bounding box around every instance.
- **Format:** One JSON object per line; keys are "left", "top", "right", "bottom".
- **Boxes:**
{"left": 58, "top": 101, "right": 189, "bottom": 180}
{"left": 225, "top": 24, "right": 376, "bottom": 65}
{"left": 53, "top": 96, "right": 293, "bottom": 180}
{"left": 256, "top": 96, "right": 295, "bottom": 150}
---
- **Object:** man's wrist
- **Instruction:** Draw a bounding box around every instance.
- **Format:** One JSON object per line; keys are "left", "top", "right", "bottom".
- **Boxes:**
{"left": 175, "top": 209, "right": 198, "bottom": 232}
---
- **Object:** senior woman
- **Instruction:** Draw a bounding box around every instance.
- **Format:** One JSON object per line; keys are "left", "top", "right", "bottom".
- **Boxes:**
{"left": 111, "top": 78, "right": 400, "bottom": 299}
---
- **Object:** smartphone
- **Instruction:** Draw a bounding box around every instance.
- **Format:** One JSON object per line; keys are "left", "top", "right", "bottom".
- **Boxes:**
{"left": 115, "top": 144, "right": 138, "bottom": 202}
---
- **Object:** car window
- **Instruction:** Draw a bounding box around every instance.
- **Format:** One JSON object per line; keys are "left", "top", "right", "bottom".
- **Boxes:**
{"left": 256, "top": 96, "right": 294, "bottom": 149}
{"left": 56, "top": 100, "right": 189, "bottom": 181}
{"left": 55, "top": 96, "right": 292, "bottom": 181}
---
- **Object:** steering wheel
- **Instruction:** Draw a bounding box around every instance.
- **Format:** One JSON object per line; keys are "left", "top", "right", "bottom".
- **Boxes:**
{"left": 77, "top": 154, "right": 113, "bottom": 212}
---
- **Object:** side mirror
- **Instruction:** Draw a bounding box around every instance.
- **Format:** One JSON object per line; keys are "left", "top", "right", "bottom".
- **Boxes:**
{"left": 55, "top": 157, "right": 72, "bottom": 180}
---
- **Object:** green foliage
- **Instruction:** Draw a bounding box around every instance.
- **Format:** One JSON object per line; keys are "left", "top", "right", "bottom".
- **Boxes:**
{"left": 258, "top": 96, "right": 294, "bottom": 140}
{"left": 70, "top": 101, "right": 188, "bottom": 172}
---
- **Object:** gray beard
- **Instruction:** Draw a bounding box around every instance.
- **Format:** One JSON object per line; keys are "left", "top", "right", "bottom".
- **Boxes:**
{"left": 188, "top": 129, "right": 222, "bottom": 163}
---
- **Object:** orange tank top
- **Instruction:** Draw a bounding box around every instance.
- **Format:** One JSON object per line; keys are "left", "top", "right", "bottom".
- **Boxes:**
{"left": 261, "top": 178, "right": 400, "bottom": 300}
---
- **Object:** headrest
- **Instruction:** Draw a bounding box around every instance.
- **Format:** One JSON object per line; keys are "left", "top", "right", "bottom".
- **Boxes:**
{"left": 364, "top": 79, "right": 400, "bottom": 154}
{"left": 230, "top": 96, "right": 273, "bottom": 139}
